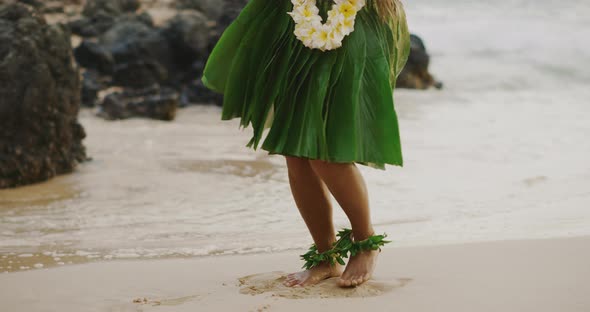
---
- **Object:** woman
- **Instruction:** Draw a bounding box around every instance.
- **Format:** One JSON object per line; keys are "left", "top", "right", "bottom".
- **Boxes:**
{"left": 202, "top": 0, "right": 410, "bottom": 288}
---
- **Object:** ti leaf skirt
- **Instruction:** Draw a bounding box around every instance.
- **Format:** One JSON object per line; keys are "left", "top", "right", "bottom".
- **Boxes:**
{"left": 202, "top": 0, "right": 410, "bottom": 169}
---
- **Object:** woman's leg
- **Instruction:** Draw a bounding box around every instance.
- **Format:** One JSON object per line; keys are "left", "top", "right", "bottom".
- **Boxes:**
{"left": 282, "top": 156, "right": 343, "bottom": 287}
{"left": 308, "top": 160, "right": 378, "bottom": 287}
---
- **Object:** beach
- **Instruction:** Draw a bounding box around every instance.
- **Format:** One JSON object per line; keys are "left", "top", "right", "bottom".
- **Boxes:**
{"left": 1, "top": 235, "right": 589, "bottom": 311}
{"left": 1, "top": 0, "right": 590, "bottom": 310}
{"left": 2, "top": 0, "right": 590, "bottom": 271}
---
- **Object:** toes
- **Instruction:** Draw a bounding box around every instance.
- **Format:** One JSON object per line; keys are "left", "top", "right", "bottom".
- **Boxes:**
{"left": 339, "top": 275, "right": 366, "bottom": 288}
{"left": 357, "top": 277, "right": 366, "bottom": 286}
{"left": 283, "top": 277, "right": 299, "bottom": 287}
{"left": 284, "top": 274, "right": 300, "bottom": 286}
{"left": 353, "top": 274, "right": 370, "bottom": 286}
{"left": 286, "top": 280, "right": 300, "bottom": 287}
{"left": 338, "top": 277, "right": 352, "bottom": 287}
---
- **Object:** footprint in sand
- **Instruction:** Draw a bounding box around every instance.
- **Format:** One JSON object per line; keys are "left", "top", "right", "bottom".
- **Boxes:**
{"left": 108, "top": 294, "right": 201, "bottom": 311}
{"left": 238, "top": 271, "right": 412, "bottom": 299}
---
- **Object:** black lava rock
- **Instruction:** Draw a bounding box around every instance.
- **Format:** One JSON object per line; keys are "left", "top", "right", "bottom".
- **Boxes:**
{"left": 81, "top": 70, "right": 108, "bottom": 107}
{"left": 0, "top": 3, "right": 87, "bottom": 188}
{"left": 98, "top": 85, "right": 178, "bottom": 121}
{"left": 74, "top": 40, "right": 115, "bottom": 74}
{"left": 397, "top": 34, "right": 443, "bottom": 90}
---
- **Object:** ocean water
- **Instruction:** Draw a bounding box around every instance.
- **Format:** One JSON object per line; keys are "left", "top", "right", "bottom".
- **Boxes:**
{"left": 1, "top": 0, "right": 590, "bottom": 273}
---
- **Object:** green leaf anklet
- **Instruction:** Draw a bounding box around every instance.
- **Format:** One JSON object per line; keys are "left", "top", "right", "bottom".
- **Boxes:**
{"left": 300, "top": 228, "right": 391, "bottom": 270}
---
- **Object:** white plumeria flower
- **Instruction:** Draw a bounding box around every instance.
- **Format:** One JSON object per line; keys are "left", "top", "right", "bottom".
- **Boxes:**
{"left": 327, "top": 9, "right": 346, "bottom": 25}
{"left": 326, "top": 29, "right": 344, "bottom": 50}
{"left": 294, "top": 22, "right": 320, "bottom": 47}
{"left": 311, "top": 24, "right": 330, "bottom": 50}
{"left": 335, "top": 0, "right": 365, "bottom": 11}
{"left": 288, "top": 0, "right": 365, "bottom": 51}
{"left": 288, "top": 3, "right": 321, "bottom": 23}
{"left": 311, "top": 24, "right": 344, "bottom": 51}
{"left": 337, "top": 16, "right": 356, "bottom": 35}
{"left": 334, "top": 2, "right": 357, "bottom": 21}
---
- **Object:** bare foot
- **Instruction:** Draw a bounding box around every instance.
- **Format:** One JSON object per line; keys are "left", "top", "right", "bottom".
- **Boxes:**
{"left": 283, "top": 262, "right": 343, "bottom": 287}
{"left": 338, "top": 249, "right": 379, "bottom": 287}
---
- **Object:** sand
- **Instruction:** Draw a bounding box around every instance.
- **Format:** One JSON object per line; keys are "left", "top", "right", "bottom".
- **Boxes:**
{"left": 1, "top": 236, "right": 589, "bottom": 312}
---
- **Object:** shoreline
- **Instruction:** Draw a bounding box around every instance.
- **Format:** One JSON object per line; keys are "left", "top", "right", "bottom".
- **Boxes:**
{"left": 2, "top": 232, "right": 586, "bottom": 274}
{"left": 1, "top": 235, "right": 589, "bottom": 311}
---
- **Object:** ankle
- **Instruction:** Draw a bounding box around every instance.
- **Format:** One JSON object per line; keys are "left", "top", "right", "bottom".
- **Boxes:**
{"left": 352, "top": 228, "right": 375, "bottom": 242}
{"left": 315, "top": 237, "right": 337, "bottom": 253}
{"left": 317, "top": 260, "right": 341, "bottom": 269}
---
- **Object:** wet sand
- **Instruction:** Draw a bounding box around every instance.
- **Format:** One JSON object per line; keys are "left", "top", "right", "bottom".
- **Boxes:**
{"left": 1, "top": 236, "right": 588, "bottom": 312}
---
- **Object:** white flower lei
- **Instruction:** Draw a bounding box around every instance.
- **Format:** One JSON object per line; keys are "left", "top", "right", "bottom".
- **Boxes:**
{"left": 288, "top": 0, "right": 366, "bottom": 51}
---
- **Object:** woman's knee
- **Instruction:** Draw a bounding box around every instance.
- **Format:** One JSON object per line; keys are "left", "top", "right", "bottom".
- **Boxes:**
{"left": 285, "top": 155, "right": 310, "bottom": 170}
{"left": 308, "top": 159, "right": 330, "bottom": 168}
{"left": 308, "top": 159, "right": 338, "bottom": 174}
{"left": 309, "top": 159, "right": 351, "bottom": 173}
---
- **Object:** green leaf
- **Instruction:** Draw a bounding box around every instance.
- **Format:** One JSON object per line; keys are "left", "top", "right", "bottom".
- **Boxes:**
{"left": 300, "top": 229, "right": 392, "bottom": 270}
